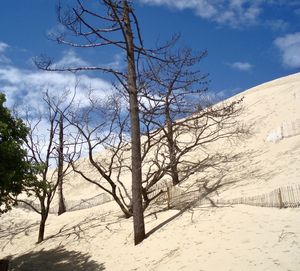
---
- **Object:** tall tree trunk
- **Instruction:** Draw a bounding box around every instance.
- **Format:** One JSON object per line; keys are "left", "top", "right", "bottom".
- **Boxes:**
{"left": 123, "top": 1, "right": 145, "bottom": 245}
{"left": 57, "top": 113, "right": 66, "bottom": 215}
{"left": 165, "top": 100, "right": 179, "bottom": 185}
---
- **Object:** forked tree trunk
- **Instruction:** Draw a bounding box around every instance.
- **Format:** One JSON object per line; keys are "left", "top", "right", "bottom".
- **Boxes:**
{"left": 57, "top": 113, "right": 66, "bottom": 215}
{"left": 113, "top": 193, "right": 132, "bottom": 218}
{"left": 123, "top": 0, "right": 145, "bottom": 245}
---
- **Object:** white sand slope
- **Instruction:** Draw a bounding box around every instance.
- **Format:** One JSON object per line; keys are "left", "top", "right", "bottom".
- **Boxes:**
{"left": 48, "top": 72, "right": 300, "bottom": 210}
{"left": 1, "top": 72, "right": 300, "bottom": 270}
{"left": 217, "top": 72, "right": 300, "bottom": 198}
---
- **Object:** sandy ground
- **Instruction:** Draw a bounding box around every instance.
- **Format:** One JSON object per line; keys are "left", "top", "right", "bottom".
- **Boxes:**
{"left": 1, "top": 73, "right": 300, "bottom": 270}
{"left": 1, "top": 202, "right": 300, "bottom": 271}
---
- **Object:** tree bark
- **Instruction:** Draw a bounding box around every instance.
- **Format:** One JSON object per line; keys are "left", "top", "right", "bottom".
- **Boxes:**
{"left": 165, "top": 99, "right": 180, "bottom": 185}
{"left": 57, "top": 113, "right": 66, "bottom": 215}
{"left": 123, "top": 1, "right": 145, "bottom": 245}
{"left": 37, "top": 201, "right": 48, "bottom": 243}
{"left": 113, "top": 194, "right": 132, "bottom": 218}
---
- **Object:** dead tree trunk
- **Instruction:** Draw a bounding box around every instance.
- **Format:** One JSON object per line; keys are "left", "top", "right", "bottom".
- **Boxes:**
{"left": 57, "top": 113, "right": 66, "bottom": 215}
{"left": 37, "top": 199, "right": 48, "bottom": 243}
{"left": 124, "top": 1, "right": 145, "bottom": 245}
{"left": 165, "top": 99, "right": 179, "bottom": 185}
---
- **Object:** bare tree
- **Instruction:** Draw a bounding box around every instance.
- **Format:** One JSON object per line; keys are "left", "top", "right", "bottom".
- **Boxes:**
{"left": 35, "top": 0, "right": 168, "bottom": 245}
{"left": 139, "top": 47, "right": 247, "bottom": 189}
{"left": 65, "top": 94, "right": 133, "bottom": 218}
{"left": 14, "top": 91, "right": 76, "bottom": 243}
{"left": 64, "top": 93, "right": 168, "bottom": 218}
{"left": 34, "top": 0, "right": 247, "bottom": 244}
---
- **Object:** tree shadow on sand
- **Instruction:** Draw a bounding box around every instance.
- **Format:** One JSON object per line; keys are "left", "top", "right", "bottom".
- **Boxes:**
{"left": 146, "top": 149, "right": 277, "bottom": 239}
{"left": 9, "top": 247, "right": 105, "bottom": 271}
{"left": 0, "top": 220, "right": 39, "bottom": 252}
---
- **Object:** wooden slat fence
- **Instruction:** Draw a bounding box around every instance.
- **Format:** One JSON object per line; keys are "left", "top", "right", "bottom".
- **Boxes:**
{"left": 217, "top": 185, "right": 300, "bottom": 208}
{"left": 152, "top": 183, "right": 300, "bottom": 209}
{"left": 17, "top": 183, "right": 300, "bottom": 214}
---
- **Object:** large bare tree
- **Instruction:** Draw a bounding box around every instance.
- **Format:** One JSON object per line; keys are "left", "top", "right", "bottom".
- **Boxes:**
{"left": 34, "top": 0, "right": 248, "bottom": 244}
{"left": 35, "top": 0, "right": 168, "bottom": 245}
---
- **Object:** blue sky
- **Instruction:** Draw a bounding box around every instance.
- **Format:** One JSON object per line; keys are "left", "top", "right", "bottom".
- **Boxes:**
{"left": 0, "top": 0, "right": 300, "bottom": 109}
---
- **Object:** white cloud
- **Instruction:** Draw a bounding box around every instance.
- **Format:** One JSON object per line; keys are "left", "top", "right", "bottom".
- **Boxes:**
{"left": 54, "top": 50, "right": 89, "bottom": 67}
{"left": 0, "top": 65, "right": 113, "bottom": 111}
{"left": 0, "top": 55, "right": 11, "bottom": 64}
{"left": 230, "top": 62, "right": 253, "bottom": 71}
{"left": 0, "top": 63, "right": 116, "bottom": 161}
{"left": 138, "top": 0, "right": 300, "bottom": 29}
{"left": 0, "top": 41, "right": 11, "bottom": 64}
{"left": 274, "top": 32, "right": 300, "bottom": 68}
{"left": 138, "top": 0, "right": 263, "bottom": 28}
{"left": 0, "top": 49, "right": 126, "bottom": 163}
{"left": 107, "top": 53, "right": 126, "bottom": 70}
{"left": 0, "top": 42, "right": 9, "bottom": 53}
{"left": 266, "top": 19, "right": 289, "bottom": 32}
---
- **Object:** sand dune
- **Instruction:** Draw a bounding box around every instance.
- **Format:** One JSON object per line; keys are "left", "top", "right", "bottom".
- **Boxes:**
{"left": 1, "top": 72, "right": 300, "bottom": 270}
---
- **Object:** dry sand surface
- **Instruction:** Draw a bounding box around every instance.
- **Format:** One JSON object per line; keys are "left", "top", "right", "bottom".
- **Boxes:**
{"left": 1, "top": 203, "right": 300, "bottom": 271}
{"left": 1, "top": 72, "right": 300, "bottom": 270}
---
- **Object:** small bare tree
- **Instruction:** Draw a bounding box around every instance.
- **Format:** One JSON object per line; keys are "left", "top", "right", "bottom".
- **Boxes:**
{"left": 65, "top": 94, "right": 133, "bottom": 218}
{"left": 14, "top": 91, "right": 76, "bottom": 243}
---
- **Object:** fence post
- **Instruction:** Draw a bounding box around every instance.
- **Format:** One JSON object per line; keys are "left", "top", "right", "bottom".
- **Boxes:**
{"left": 167, "top": 187, "right": 171, "bottom": 209}
{"left": 278, "top": 188, "right": 284, "bottom": 209}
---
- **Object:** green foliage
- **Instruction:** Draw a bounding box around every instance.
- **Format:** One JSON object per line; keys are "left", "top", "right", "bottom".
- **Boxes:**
{"left": 0, "top": 93, "right": 36, "bottom": 213}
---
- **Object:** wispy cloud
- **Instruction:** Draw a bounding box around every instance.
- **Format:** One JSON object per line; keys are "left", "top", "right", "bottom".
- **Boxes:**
{"left": 0, "top": 47, "right": 118, "bottom": 113}
{"left": 0, "top": 55, "right": 11, "bottom": 64}
{"left": 0, "top": 66, "right": 113, "bottom": 111}
{"left": 106, "top": 53, "right": 126, "bottom": 70}
{"left": 0, "top": 47, "right": 118, "bottom": 163}
{"left": 54, "top": 50, "right": 89, "bottom": 67}
{"left": 0, "top": 42, "right": 9, "bottom": 53}
{"left": 274, "top": 32, "right": 300, "bottom": 68}
{"left": 230, "top": 62, "right": 253, "bottom": 71}
{"left": 216, "top": 87, "right": 242, "bottom": 100}
{"left": 138, "top": 0, "right": 299, "bottom": 29}
{"left": 138, "top": 0, "right": 262, "bottom": 28}
{"left": 295, "top": 8, "right": 300, "bottom": 16}
{"left": 266, "top": 19, "right": 289, "bottom": 32}
{"left": 0, "top": 41, "right": 11, "bottom": 64}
